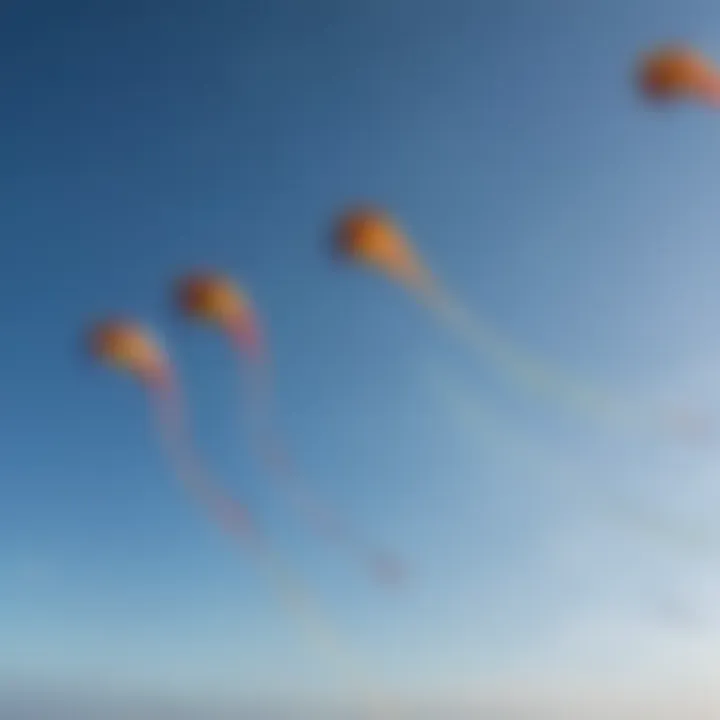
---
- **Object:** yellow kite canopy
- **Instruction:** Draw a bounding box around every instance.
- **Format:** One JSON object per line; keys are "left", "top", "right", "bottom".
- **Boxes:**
{"left": 638, "top": 45, "right": 720, "bottom": 105}
{"left": 332, "top": 207, "right": 432, "bottom": 292}
{"left": 87, "top": 319, "right": 170, "bottom": 389}
{"left": 174, "top": 272, "right": 260, "bottom": 357}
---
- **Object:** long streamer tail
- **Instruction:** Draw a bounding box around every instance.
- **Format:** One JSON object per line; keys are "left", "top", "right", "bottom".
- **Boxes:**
{"left": 234, "top": 335, "right": 406, "bottom": 588}
{"left": 418, "top": 283, "right": 711, "bottom": 445}
{"left": 429, "top": 365, "right": 718, "bottom": 557}
{"left": 146, "top": 379, "right": 358, "bottom": 662}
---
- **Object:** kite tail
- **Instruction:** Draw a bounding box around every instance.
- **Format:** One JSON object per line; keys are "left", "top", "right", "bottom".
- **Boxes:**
{"left": 417, "top": 282, "right": 710, "bottom": 444}
{"left": 431, "top": 368, "right": 717, "bottom": 558}
{"left": 254, "top": 550, "right": 405, "bottom": 720}
{"left": 418, "top": 284, "right": 628, "bottom": 423}
{"left": 229, "top": 328, "right": 405, "bottom": 587}
{"left": 149, "top": 377, "right": 255, "bottom": 538}
{"left": 146, "top": 378, "right": 356, "bottom": 662}
{"left": 151, "top": 378, "right": 397, "bottom": 719}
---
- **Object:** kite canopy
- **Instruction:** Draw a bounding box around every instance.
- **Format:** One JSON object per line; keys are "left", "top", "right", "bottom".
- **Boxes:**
{"left": 175, "top": 272, "right": 261, "bottom": 358}
{"left": 332, "top": 206, "right": 431, "bottom": 291}
{"left": 638, "top": 45, "right": 720, "bottom": 105}
{"left": 87, "top": 319, "right": 170, "bottom": 388}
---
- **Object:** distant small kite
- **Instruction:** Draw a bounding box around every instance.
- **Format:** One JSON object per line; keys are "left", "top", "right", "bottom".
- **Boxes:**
{"left": 638, "top": 45, "right": 720, "bottom": 107}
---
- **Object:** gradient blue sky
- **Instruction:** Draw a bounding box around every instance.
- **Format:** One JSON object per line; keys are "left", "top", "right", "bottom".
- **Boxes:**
{"left": 5, "top": 1, "right": 720, "bottom": 716}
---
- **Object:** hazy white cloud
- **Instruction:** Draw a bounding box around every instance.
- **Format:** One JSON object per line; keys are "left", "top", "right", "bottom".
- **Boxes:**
{"left": 6, "top": 684, "right": 720, "bottom": 720}
{"left": 5, "top": 669, "right": 720, "bottom": 720}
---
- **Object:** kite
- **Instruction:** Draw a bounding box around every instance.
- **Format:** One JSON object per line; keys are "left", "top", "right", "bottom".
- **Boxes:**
{"left": 331, "top": 206, "right": 710, "bottom": 443}
{"left": 87, "top": 318, "right": 254, "bottom": 535}
{"left": 174, "top": 273, "right": 405, "bottom": 587}
{"left": 86, "top": 318, "right": 346, "bottom": 656}
{"left": 638, "top": 44, "right": 720, "bottom": 107}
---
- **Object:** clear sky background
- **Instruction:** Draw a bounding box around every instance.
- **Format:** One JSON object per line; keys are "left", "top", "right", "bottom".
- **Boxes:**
{"left": 5, "top": 1, "right": 720, "bottom": 717}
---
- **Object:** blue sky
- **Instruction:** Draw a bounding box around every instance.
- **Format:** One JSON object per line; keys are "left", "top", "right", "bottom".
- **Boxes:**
{"left": 5, "top": 0, "right": 720, "bottom": 716}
